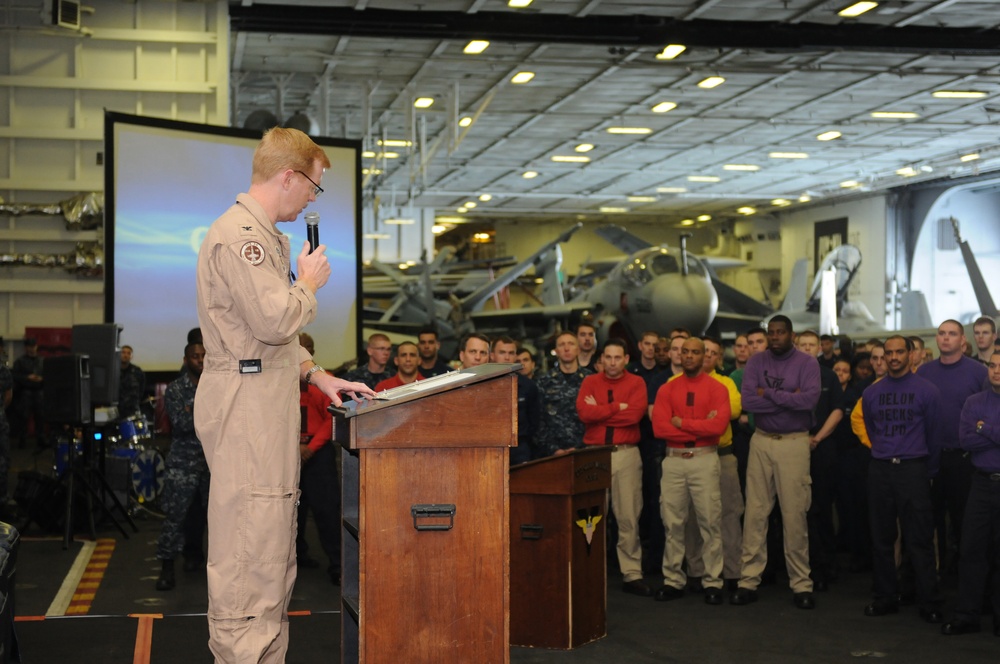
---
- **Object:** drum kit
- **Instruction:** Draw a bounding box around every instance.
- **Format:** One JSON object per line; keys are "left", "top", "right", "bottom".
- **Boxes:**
{"left": 52, "top": 405, "right": 166, "bottom": 513}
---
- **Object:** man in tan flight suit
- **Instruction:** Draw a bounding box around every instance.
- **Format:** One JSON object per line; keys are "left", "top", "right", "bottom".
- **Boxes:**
{"left": 195, "top": 127, "right": 374, "bottom": 663}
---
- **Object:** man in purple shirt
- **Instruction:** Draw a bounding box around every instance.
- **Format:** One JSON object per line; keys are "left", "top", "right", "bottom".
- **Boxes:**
{"left": 942, "top": 350, "right": 1000, "bottom": 636}
{"left": 917, "top": 319, "right": 987, "bottom": 572}
{"left": 730, "top": 316, "right": 820, "bottom": 610}
{"left": 861, "top": 335, "right": 944, "bottom": 624}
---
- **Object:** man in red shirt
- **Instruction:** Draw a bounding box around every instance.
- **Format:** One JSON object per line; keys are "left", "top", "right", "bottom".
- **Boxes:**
{"left": 651, "top": 337, "right": 731, "bottom": 604}
{"left": 576, "top": 339, "right": 649, "bottom": 595}
{"left": 374, "top": 341, "right": 424, "bottom": 391}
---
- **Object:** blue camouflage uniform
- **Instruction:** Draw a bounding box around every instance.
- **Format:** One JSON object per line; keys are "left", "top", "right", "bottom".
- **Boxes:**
{"left": 156, "top": 371, "right": 210, "bottom": 560}
{"left": 535, "top": 366, "right": 591, "bottom": 456}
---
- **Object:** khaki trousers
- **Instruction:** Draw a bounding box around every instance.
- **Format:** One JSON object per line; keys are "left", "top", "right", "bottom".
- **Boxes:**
{"left": 660, "top": 452, "right": 723, "bottom": 589}
{"left": 739, "top": 429, "right": 813, "bottom": 593}
{"left": 610, "top": 444, "right": 644, "bottom": 582}
{"left": 685, "top": 453, "right": 745, "bottom": 580}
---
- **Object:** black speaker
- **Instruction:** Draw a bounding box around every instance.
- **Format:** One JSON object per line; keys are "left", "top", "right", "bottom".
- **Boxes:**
{"left": 72, "top": 324, "right": 121, "bottom": 406}
{"left": 43, "top": 354, "right": 91, "bottom": 424}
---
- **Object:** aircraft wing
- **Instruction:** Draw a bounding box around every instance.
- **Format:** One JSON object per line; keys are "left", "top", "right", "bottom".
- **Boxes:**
{"left": 468, "top": 301, "right": 593, "bottom": 336}
{"left": 594, "top": 224, "right": 653, "bottom": 254}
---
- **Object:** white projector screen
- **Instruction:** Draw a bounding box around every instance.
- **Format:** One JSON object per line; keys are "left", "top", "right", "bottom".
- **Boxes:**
{"left": 104, "top": 112, "right": 361, "bottom": 373}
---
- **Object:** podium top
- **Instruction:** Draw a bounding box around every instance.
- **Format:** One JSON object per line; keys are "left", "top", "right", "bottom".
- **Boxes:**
{"left": 330, "top": 363, "right": 520, "bottom": 419}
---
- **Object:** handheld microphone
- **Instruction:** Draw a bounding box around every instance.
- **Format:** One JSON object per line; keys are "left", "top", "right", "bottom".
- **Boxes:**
{"left": 305, "top": 211, "right": 320, "bottom": 252}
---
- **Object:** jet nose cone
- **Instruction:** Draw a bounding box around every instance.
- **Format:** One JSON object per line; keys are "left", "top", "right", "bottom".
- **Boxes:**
{"left": 649, "top": 275, "right": 719, "bottom": 335}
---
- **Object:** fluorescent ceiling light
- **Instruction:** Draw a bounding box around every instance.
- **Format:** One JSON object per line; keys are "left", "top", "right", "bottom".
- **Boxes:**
{"left": 932, "top": 90, "right": 987, "bottom": 99}
{"left": 723, "top": 164, "right": 759, "bottom": 171}
{"left": 511, "top": 71, "right": 535, "bottom": 84}
{"left": 606, "top": 126, "right": 652, "bottom": 135}
{"left": 458, "top": 116, "right": 472, "bottom": 127}
{"left": 464, "top": 201, "right": 477, "bottom": 208}
{"left": 737, "top": 207, "right": 757, "bottom": 215}
{"left": 657, "top": 186, "right": 687, "bottom": 193}
{"left": 599, "top": 207, "right": 628, "bottom": 214}
{"left": 798, "top": 194, "right": 812, "bottom": 203}
{"left": 463, "top": 40, "right": 489, "bottom": 54}
{"left": 680, "top": 219, "right": 695, "bottom": 226}
{"left": 871, "top": 111, "right": 919, "bottom": 119}
{"left": 379, "top": 139, "right": 412, "bottom": 147}
{"left": 838, "top": 2, "right": 878, "bottom": 18}
{"left": 840, "top": 180, "right": 860, "bottom": 188}
{"left": 697, "top": 214, "right": 711, "bottom": 222}
{"left": 575, "top": 143, "right": 595, "bottom": 152}
{"left": 432, "top": 225, "right": 448, "bottom": 234}
{"left": 651, "top": 102, "right": 677, "bottom": 113}
{"left": 377, "top": 152, "right": 399, "bottom": 159}
{"left": 508, "top": 0, "right": 532, "bottom": 7}
{"left": 771, "top": 199, "right": 791, "bottom": 207}
{"left": 627, "top": 196, "right": 657, "bottom": 202}
{"left": 435, "top": 216, "right": 466, "bottom": 223}
{"left": 698, "top": 76, "right": 725, "bottom": 89}
{"left": 769, "top": 152, "right": 808, "bottom": 159}
{"left": 960, "top": 153, "right": 980, "bottom": 162}
{"left": 816, "top": 130, "right": 842, "bottom": 141}
{"left": 361, "top": 150, "right": 376, "bottom": 158}
{"left": 522, "top": 170, "right": 539, "bottom": 179}
{"left": 896, "top": 166, "right": 918, "bottom": 177}
{"left": 687, "top": 175, "right": 720, "bottom": 182}
{"left": 363, "top": 233, "right": 391, "bottom": 240}
{"left": 385, "top": 218, "right": 415, "bottom": 225}
{"left": 414, "top": 97, "right": 435, "bottom": 108}
{"left": 479, "top": 193, "right": 493, "bottom": 201}
{"left": 361, "top": 168, "right": 382, "bottom": 175}
{"left": 655, "top": 44, "right": 686, "bottom": 60}
{"left": 551, "top": 155, "right": 591, "bottom": 163}
{"left": 457, "top": 207, "right": 468, "bottom": 213}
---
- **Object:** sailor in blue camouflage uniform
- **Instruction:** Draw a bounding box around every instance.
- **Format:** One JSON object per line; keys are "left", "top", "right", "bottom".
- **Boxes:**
{"left": 118, "top": 344, "right": 146, "bottom": 416}
{"left": 344, "top": 333, "right": 395, "bottom": 390}
{"left": 155, "top": 342, "right": 210, "bottom": 591}
{"left": 536, "top": 331, "right": 592, "bottom": 456}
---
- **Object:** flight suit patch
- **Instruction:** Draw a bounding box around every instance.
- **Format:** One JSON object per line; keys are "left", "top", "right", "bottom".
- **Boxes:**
{"left": 240, "top": 241, "right": 266, "bottom": 266}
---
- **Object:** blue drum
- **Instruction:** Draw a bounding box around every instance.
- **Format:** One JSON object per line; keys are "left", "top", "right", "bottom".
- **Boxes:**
{"left": 118, "top": 415, "right": 151, "bottom": 446}
{"left": 130, "top": 449, "right": 165, "bottom": 503}
{"left": 54, "top": 439, "right": 83, "bottom": 477}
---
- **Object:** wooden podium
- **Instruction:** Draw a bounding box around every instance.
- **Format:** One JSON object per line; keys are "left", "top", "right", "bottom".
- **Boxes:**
{"left": 509, "top": 446, "right": 611, "bottom": 649}
{"left": 332, "top": 364, "right": 517, "bottom": 664}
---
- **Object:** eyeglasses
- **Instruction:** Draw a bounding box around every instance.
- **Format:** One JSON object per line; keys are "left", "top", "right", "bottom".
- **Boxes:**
{"left": 295, "top": 170, "right": 324, "bottom": 196}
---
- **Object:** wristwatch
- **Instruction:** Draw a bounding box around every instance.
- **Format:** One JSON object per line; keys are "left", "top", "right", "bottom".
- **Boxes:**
{"left": 305, "top": 364, "right": 325, "bottom": 385}
{"left": 977, "top": 421, "right": 984, "bottom": 433}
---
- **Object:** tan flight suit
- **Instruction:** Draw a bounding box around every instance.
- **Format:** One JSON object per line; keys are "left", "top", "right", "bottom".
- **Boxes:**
{"left": 195, "top": 193, "right": 317, "bottom": 663}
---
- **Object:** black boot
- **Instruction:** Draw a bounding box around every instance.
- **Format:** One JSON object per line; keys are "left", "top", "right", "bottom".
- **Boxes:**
{"left": 156, "top": 559, "right": 176, "bottom": 591}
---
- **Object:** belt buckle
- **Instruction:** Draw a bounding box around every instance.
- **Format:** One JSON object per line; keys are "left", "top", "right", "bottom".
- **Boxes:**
{"left": 891, "top": 457, "right": 901, "bottom": 465}
{"left": 771, "top": 434, "right": 783, "bottom": 440}
{"left": 681, "top": 451, "right": 694, "bottom": 459}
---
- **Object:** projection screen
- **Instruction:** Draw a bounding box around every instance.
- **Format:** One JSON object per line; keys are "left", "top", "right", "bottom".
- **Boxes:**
{"left": 105, "top": 112, "right": 361, "bottom": 373}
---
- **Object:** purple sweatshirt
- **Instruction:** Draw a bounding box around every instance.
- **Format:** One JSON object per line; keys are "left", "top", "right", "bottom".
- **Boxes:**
{"left": 959, "top": 389, "right": 1000, "bottom": 473}
{"left": 862, "top": 371, "right": 943, "bottom": 475}
{"left": 741, "top": 347, "right": 820, "bottom": 434}
{"left": 916, "top": 355, "right": 987, "bottom": 446}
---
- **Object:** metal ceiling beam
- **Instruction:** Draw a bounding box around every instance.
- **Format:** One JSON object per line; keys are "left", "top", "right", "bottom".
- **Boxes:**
{"left": 228, "top": 5, "right": 1000, "bottom": 55}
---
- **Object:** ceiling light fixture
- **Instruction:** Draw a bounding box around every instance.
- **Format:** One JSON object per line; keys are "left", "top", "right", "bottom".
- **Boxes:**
{"left": 697, "top": 214, "right": 711, "bottom": 222}
{"left": 687, "top": 175, "right": 721, "bottom": 182}
{"left": 458, "top": 116, "right": 473, "bottom": 127}
{"left": 361, "top": 168, "right": 382, "bottom": 175}
{"left": 896, "top": 166, "right": 918, "bottom": 177}
{"left": 960, "top": 153, "right": 980, "bottom": 162}
{"left": 435, "top": 216, "right": 466, "bottom": 223}
{"left": 575, "top": 143, "right": 595, "bottom": 152}
{"left": 680, "top": 219, "right": 695, "bottom": 226}
{"left": 522, "top": 170, "right": 539, "bottom": 179}
{"left": 657, "top": 186, "right": 687, "bottom": 193}
{"left": 769, "top": 152, "right": 809, "bottom": 159}
{"left": 932, "top": 90, "right": 987, "bottom": 99}
{"left": 362, "top": 150, "right": 376, "bottom": 158}
{"left": 363, "top": 233, "right": 391, "bottom": 240}
{"left": 656, "top": 44, "right": 686, "bottom": 60}
{"left": 871, "top": 111, "right": 919, "bottom": 119}
{"left": 414, "top": 97, "right": 435, "bottom": 108}
{"left": 838, "top": 2, "right": 878, "bottom": 18}
{"left": 723, "top": 164, "right": 760, "bottom": 171}
{"left": 376, "top": 152, "right": 399, "bottom": 159}
{"left": 798, "top": 194, "right": 812, "bottom": 203}
{"left": 551, "top": 155, "right": 591, "bottom": 163}
{"left": 479, "top": 193, "right": 493, "bottom": 201}
{"left": 432, "top": 224, "right": 448, "bottom": 234}
{"left": 457, "top": 207, "right": 468, "bottom": 213}
{"left": 464, "top": 201, "right": 477, "bottom": 208}
{"left": 508, "top": 0, "right": 533, "bottom": 7}
{"left": 816, "top": 130, "right": 842, "bottom": 141}
{"left": 463, "top": 40, "right": 490, "bottom": 54}
{"left": 384, "top": 218, "right": 415, "bottom": 225}
{"left": 737, "top": 207, "right": 757, "bottom": 215}
{"left": 840, "top": 180, "right": 860, "bottom": 188}
{"left": 599, "top": 206, "right": 628, "bottom": 214}
{"left": 771, "top": 199, "right": 791, "bottom": 207}
{"left": 378, "top": 139, "right": 412, "bottom": 147}
{"left": 627, "top": 196, "right": 657, "bottom": 202}
{"left": 511, "top": 71, "right": 535, "bottom": 84}
{"left": 698, "top": 76, "right": 726, "bottom": 89}
{"left": 606, "top": 126, "right": 653, "bottom": 135}
{"left": 651, "top": 101, "right": 677, "bottom": 113}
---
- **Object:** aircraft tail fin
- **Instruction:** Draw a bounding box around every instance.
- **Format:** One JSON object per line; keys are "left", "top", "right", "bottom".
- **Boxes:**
{"left": 780, "top": 258, "right": 809, "bottom": 313}
{"left": 900, "top": 290, "right": 934, "bottom": 329}
{"left": 594, "top": 224, "right": 653, "bottom": 255}
{"left": 535, "top": 244, "right": 566, "bottom": 306}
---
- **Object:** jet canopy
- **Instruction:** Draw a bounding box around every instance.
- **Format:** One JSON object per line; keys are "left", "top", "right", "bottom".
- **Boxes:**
{"left": 620, "top": 247, "right": 707, "bottom": 287}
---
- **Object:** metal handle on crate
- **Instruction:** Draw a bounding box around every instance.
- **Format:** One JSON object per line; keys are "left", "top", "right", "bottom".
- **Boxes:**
{"left": 411, "top": 504, "right": 456, "bottom": 531}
